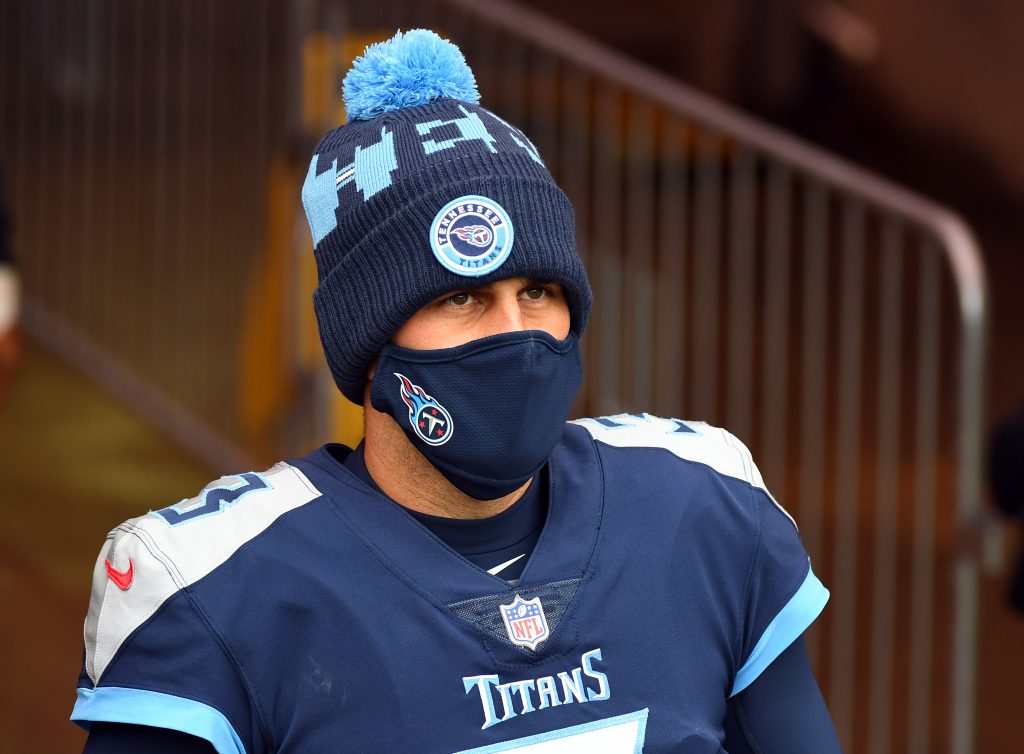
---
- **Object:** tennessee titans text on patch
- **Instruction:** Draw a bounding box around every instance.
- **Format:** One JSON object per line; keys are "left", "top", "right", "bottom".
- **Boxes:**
{"left": 430, "top": 195, "right": 514, "bottom": 277}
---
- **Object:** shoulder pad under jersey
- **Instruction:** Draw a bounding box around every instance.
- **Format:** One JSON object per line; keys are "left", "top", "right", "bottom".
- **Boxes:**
{"left": 572, "top": 413, "right": 796, "bottom": 528}
{"left": 83, "top": 462, "right": 321, "bottom": 684}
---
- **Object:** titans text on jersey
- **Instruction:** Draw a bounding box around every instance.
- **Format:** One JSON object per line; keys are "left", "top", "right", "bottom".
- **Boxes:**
{"left": 463, "top": 647, "right": 611, "bottom": 730}
{"left": 72, "top": 414, "right": 827, "bottom": 753}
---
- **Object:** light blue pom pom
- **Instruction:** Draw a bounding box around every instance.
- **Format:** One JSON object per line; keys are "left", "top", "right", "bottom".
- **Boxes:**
{"left": 343, "top": 29, "right": 480, "bottom": 121}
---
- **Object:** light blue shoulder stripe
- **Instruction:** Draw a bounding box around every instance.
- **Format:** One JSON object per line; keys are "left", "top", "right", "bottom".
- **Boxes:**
{"left": 71, "top": 686, "right": 245, "bottom": 754}
{"left": 729, "top": 567, "right": 829, "bottom": 697}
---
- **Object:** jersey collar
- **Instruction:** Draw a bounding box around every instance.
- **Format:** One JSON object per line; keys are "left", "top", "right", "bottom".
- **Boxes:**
{"left": 292, "top": 423, "right": 603, "bottom": 606}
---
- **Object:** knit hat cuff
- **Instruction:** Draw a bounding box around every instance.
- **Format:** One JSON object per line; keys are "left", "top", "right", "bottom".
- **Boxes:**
{"left": 314, "top": 177, "right": 591, "bottom": 403}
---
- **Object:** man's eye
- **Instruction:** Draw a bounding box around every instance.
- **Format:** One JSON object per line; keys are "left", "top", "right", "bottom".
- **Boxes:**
{"left": 446, "top": 292, "right": 471, "bottom": 306}
{"left": 522, "top": 287, "right": 548, "bottom": 301}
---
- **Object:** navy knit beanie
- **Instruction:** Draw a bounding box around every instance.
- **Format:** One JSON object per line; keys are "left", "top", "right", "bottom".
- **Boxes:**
{"left": 301, "top": 29, "right": 592, "bottom": 404}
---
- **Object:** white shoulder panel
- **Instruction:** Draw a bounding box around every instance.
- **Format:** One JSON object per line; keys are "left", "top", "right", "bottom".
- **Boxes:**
{"left": 83, "top": 462, "right": 321, "bottom": 685}
{"left": 573, "top": 413, "right": 795, "bottom": 528}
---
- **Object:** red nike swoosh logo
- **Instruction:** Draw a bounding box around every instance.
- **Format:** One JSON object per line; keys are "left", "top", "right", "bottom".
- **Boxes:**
{"left": 105, "top": 558, "right": 134, "bottom": 590}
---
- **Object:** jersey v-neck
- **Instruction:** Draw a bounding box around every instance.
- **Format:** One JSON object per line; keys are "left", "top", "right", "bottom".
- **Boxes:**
{"left": 293, "top": 424, "right": 603, "bottom": 607}
{"left": 337, "top": 443, "right": 546, "bottom": 582}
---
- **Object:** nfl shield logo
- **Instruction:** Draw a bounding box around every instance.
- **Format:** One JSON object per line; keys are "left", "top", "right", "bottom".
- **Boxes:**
{"left": 499, "top": 594, "right": 550, "bottom": 650}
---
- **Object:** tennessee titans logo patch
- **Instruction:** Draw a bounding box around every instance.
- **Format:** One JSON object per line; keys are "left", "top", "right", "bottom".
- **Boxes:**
{"left": 450, "top": 224, "right": 493, "bottom": 247}
{"left": 429, "top": 195, "right": 514, "bottom": 277}
{"left": 500, "top": 594, "right": 550, "bottom": 650}
{"left": 395, "top": 373, "right": 454, "bottom": 446}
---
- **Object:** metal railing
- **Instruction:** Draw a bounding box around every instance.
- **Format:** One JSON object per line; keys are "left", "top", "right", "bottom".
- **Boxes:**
{"left": 422, "top": 5, "right": 987, "bottom": 752}
{"left": 0, "top": 1, "right": 988, "bottom": 752}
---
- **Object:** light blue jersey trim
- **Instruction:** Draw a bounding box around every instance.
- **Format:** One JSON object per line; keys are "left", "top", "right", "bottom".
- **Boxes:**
{"left": 71, "top": 687, "right": 245, "bottom": 754}
{"left": 455, "top": 708, "right": 649, "bottom": 753}
{"left": 730, "top": 566, "right": 829, "bottom": 697}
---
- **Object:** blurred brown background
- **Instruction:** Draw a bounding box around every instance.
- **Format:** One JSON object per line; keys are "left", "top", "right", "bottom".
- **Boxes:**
{"left": 521, "top": 0, "right": 1024, "bottom": 422}
{"left": 1, "top": 1, "right": 1022, "bottom": 752}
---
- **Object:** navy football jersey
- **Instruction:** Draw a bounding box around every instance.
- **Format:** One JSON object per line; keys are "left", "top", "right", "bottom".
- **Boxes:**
{"left": 72, "top": 414, "right": 828, "bottom": 753}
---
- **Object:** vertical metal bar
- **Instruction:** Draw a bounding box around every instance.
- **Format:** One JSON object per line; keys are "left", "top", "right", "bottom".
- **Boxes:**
{"left": 952, "top": 247, "right": 986, "bottom": 754}
{"left": 80, "top": 0, "right": 100, "bottom": 339}
{"left": 127, "top": 0, "right": 145, "bottom": 368}
{"left": 867, "top": 218, "right": 903, "bottom": 754}
{"left": 560, "top": 66, "right": 589, "bottom": 266}
{"left": 13, "top": 0, "right": 30, "bottom": 271}
{"left": 230, "top": 0, "right": 253, "bottom": 438}
{"left": 592, "top": 85, "right": 622, "bottom": 413}
{"left": 501, "top": 35, "right": 526, "bottom": 129}
{"left": 0, "top": 0, "right": 7, "bottom": 154}
{"left": 101, "top": 0, "right": 118, "bottom": 351}
{"left": 226, "top": 0, "right": 249, "bottom": 439}
{"left": 829, "top": 199, "right": 864, "bottom": 752}
{"left": 0, "top": 1, "right": 9, "bottom": 181}
{"left": 908, "top": 241, "right": 940, "bottom": 754}
{"left": 288, "top": 3, "right": 307, "bottom": 456}
{"left": 260, "top": 0, "right": 278, "bottom": 454}
{"left": 154, "top": 0, "right": 169, "bottom": 386}
{"left": 464, "top": 23, "right": 495, "bottom": 113}
{"left": 176, "top": 0, "right": 192, "bottom": 408}
{"left": 440, "top": 0, "right": 471, "bottom": 58}
{"left": 32, "top": 0, "right": 52, "bottom": 300}
{"left": 798, "top": 183, "right": 828, "bottom": 665}
{"left": 0, "top": 10, "right": 6, "bottom": 181}
{"left": 285, "top": 0, "right": 314, "bottom": 140}
{"left": 255, "top": 0, "right": 269, "bottom": 230}
{"left": 64, "top": 0, "right": 79, "bottom": 322}
{"left": 529, "top": 49, "right": 556, "bottom": 159}
{"left": 654, "top": 119, "right": 686, "bottom": 417}
{"left": 725, "top": 146, "right": 755, "bottom": 440}
{"left": 559, "top": 63, "right": 598, "bottom": 412}
{"left": 198, "top": 0, "right": 216, "bottom": 426}
{"left": 691, "top": 130, "right": 721, "bottom": 420}
{"left": 562, "top": 67, "right": 595, "bottom": 412}
{"left": 952, "top": 522, "right": 981, "bottom": 754}
{"left": 761, "top": 163, "right": 792, "bottom": 488}
{"left": 58, "top": 0, "right": 74, "bottom": 319}
{"left": 625, "top": 100, "right": 654, "bottom": 409}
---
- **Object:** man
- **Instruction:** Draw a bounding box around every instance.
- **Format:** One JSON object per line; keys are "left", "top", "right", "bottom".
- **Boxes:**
{"left": 74, "top": 30, "right": 840, "bottom": 753}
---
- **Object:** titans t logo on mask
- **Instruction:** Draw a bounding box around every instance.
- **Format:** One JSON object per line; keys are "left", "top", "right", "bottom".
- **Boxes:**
{"left": 395, "top": 373, "right": 454, "bottom": 446}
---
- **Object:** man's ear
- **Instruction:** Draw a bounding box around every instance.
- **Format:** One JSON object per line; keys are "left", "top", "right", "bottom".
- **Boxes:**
{"left": 366, "top": 356, "right": 378, "bottom": 381}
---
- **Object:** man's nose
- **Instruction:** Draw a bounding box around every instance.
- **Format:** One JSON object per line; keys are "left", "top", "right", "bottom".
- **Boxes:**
{"left": 491, "top": 292, "right": 527, "bottom": 334}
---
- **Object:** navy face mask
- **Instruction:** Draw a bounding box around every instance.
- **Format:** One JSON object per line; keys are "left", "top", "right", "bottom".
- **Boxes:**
{"left": 370, "top": 330, "right": 582, "bottom": 500}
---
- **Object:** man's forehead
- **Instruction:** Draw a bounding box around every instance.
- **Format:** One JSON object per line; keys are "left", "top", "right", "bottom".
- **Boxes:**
{"left": 437, "top": 277, "right": 556, "bottom": 295}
